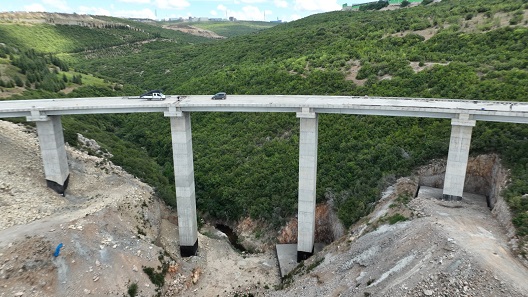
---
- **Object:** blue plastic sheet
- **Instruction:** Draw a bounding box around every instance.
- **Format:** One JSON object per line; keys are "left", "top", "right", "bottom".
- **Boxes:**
{"left": 53, "top": 243, "right": 63, "bottom": 257}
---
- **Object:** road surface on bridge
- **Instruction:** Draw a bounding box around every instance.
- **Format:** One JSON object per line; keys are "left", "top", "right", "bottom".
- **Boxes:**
{"left": 0, "top": 95, "right": 527, "bottom": 123}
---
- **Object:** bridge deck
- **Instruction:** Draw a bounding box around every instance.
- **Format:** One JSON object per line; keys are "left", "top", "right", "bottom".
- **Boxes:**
{"left": 1, "top": 95, "right": 527, "bottom": 123}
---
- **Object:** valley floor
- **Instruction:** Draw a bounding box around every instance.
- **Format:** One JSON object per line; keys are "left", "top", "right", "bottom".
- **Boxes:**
{"left": 1, "top": 119, "right": 527, "bottom": 297}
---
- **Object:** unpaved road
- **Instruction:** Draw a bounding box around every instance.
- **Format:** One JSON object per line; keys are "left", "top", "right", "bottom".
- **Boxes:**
{"left": 0, "top": 120, "right": 280, "bottom": 297}
{"left": 1, "top": 119, "right": 528, "bottom": 297}
{"left": 265, "top": 186, "right": 528, "bottom": 297}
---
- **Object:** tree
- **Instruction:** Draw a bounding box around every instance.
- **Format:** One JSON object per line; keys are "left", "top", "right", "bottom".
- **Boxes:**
{"left": 72, "top": 74, "right": 83, "bottom": 85}
{"left": 14, "top": 76, "right": 24, "bottom": 87}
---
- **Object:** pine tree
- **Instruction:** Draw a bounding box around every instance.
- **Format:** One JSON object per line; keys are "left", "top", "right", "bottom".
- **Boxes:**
{"left": 14, "top": 76, "right": 24, "bottom": 87}
{"left": 72, "top": 74, "right": 83, "bottom": 85}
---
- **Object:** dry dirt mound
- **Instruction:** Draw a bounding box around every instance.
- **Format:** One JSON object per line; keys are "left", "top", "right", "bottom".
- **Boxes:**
{"left": 0, "top": 120, "right": 165, "bottom": 296}
{"left": 265, "top": 185, "right": 528, "bottom": 297}
{"left": 0, "top": 120, "right": 280, "bottom": 297}
{"left": 162, "top": 25, "right": 226, "bottom": 39}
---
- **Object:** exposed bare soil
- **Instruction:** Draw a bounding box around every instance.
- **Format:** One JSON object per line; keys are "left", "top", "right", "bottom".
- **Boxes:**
{"left": 0, "top": 120, "right": 279, "bottom": 297}
{"left": 1, "top": 119, "right": 528, "bottom": 297}
{"left": 162, "top": 25, "right": 226, "bottom": 39}
{"left": 266, "top": 184, "right": 528, "bottom": 297}
{"left": 345, "top": 60, "right": 366, "bottom": 86}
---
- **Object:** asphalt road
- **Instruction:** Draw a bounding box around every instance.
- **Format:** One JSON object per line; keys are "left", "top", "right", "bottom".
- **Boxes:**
{"left": 0, "top": 95, "right": 527, "bottom": 123}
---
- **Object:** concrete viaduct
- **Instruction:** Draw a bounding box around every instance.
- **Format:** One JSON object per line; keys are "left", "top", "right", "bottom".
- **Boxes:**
{"left": 1, "top": 95, "right": 528, "bottom": 261}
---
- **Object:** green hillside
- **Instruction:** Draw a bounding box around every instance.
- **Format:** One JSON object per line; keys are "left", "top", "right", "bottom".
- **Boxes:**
{"left": 187, "top": 21, "right": 278, "bottom": 37}
{"left": 1, "top": 0, "right": 528, "bottom": 254}
{"left": 0, "top": 16, "right": 210, "bottom": 54}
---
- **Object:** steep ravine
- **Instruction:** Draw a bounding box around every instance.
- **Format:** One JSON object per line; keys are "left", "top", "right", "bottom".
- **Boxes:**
{"left": 1, "top": 119, "right": 527, "bottom": 297}
{"left": 417, "top": 154, "right": 524, "bottom": 259}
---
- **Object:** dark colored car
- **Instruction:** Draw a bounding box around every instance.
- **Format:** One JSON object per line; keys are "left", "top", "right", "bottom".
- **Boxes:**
{"left": 211, "top": 92, "right": 227, "bottom": 100}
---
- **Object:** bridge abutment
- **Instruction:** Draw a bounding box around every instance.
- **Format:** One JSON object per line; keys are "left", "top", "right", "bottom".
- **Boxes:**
{"left": 165, "top": 108, "right": 198, "bottom": 257}
{"left": 443, "top": 114, "right": 476, "bottom": 200}
{"left": 27, "top": 112, "right": 70, "bottom": 195}
{"left": 296, "top": 108, "right": 318, "bottom": 262}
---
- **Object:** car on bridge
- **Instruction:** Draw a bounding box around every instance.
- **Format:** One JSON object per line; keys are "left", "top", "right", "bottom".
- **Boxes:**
{"left": 211, "top": 92, "right": 227, "bottom": 100}
{"left": 140, "top": 90, "right": 166, "bottom": 100}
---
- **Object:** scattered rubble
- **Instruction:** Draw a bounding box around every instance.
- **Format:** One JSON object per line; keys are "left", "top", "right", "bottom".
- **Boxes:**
{"left": 0, "top": 120, "right": 280, "bottom": 296}
{"left": 1, "top": 118, "right": 527, "bottom": 297}
{"left": 265, "top": 185, "right": 528, "bottom": 297}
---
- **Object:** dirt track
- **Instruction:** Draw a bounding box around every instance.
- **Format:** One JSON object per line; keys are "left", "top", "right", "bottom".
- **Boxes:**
{"left": 1, "top": 119, "right": 528, "bottom": 296}
{"left": 0, "top": 120, "right": 279, "bottom": 296}
{"left": 265, "top": 186, "right": 528, "bottom": 297}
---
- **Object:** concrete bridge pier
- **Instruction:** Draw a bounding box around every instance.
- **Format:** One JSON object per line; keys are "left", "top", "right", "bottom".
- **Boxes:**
{"left": 442, "top": 114, "right": 476, "bottom": 200}
{"left": 296, "top": 108, "right": 318, "bottom": 262}
{"left": 165, "top": 107, "right": 198, "bottom": 257}
{"left": 26, "top": 112, "right": 70, "bottom": 194}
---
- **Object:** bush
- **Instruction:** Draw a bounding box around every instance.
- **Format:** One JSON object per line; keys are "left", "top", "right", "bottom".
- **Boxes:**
{"left": 63, "top": 129, "right": 78, "bottom": 147}
{"left": 14, "top": 76, "right": 24, "bottom": 87}
{"left": 143, "top": 265, "right": 167, "bottom": 288}
{"left": 513, "top": 213, "right": 528, "bottom": 236}
{"left": 127, "top": 283, "right": 138, "bottom": 297}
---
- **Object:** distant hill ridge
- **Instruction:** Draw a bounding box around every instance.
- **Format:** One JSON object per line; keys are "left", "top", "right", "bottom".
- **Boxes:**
{"left": 0, "top": 11, "right": 127, "bottom": 28}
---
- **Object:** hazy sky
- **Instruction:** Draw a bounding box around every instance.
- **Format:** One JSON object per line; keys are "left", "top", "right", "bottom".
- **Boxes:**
{"left": 1, "top": 0, "right": 363, "bottom": 22}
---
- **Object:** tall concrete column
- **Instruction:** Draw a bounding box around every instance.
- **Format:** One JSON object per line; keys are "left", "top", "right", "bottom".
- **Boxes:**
{"left": 296, "top": 107, "right": 318, "bottom": 262}
{"left": 26, "top": 112, "right": 69, "bottom": 194}
{"left": 164, "top": 107, "right": 198, "bottom": 257}
{"left": 443, "top": 114, "right": 476, "bottom": 200}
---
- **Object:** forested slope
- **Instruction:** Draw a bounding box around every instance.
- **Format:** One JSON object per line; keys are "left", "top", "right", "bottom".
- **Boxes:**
{"left": 0, "top": 0, "right": 527, "bottom": 253}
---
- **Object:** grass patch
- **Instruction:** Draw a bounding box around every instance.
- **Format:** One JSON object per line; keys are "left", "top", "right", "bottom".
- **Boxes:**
{"left": 0, "top": 23, "right": 77, "bottom": 53}
{"left": 75, "top": 72, "right": 108, "bottom": 87}
{"left": 395, "top": 194, "right": 411, "bottom": 205}
{"left": 306, "top": 257, "right": 325, "bottom": 273}
{"left": 387, "top": 213, "right": 407, "bottom": 225}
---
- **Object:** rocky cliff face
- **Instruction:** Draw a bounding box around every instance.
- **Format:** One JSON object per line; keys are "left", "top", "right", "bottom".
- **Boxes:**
{"left": 416, "top": 154, "right": 508, "bottom": 206}
{"left": 415, "top": 154, "right": 527, "bottom": 261}
{"left": 273, "top": 154, "right": 523, "bottom": 264}
{"left": 276, "top": 203, "right": 345, "bottom": 245}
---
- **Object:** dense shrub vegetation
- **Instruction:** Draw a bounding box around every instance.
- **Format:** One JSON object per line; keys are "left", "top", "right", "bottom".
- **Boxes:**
{"left": 1, "top": 0, "right": 528, "bottom": 251}
{"left": 0, "top": 46, "right": 73, "bottom": 91}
